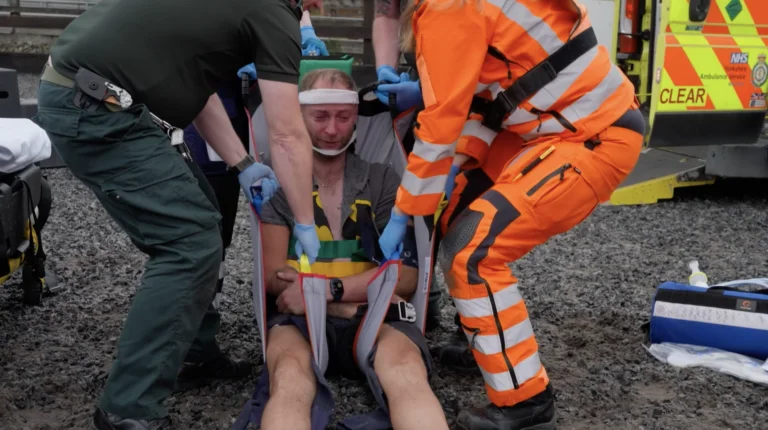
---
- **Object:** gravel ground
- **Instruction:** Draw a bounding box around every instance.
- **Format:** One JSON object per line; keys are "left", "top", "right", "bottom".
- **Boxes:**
{"left": 1, "top": 75, "right": 767, "bottom": 430}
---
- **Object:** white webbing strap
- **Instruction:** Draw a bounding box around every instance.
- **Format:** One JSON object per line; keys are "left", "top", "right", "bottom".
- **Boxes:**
{"left": 249, "top": 208, "right": 268, "bottom": 362}
{"left": 353, "top": 261, "right": 402, "bottom": 369}
{"left": 302, "top": 273, "right": 330, "bottom": 374}
{"left": 412, "top": 217, "right": 435, "bottom": 334}
{"left": 711, "top": 278, "right": 768, "bottom": 289}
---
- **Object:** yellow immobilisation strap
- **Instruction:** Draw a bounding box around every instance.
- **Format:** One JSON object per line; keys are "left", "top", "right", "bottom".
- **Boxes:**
{"left": 299, "top": 254, "right": 312, "bottom": 274}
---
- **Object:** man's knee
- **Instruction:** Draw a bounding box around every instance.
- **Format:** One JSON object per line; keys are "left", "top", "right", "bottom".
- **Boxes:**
{"left": 266, "top": 325, "right": 316, "bottom": 396}
{"left": 373, "top": 325, "right": 430, "bottom": 387}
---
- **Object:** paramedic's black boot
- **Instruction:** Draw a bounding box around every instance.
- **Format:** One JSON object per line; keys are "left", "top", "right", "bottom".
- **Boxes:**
{"left": 176, "top": 352, "right": 253, "bottom": 391}
{"left": 92, "top": 407, "right": 173, "bottom": 430}
{"left": 455, "top": 384, "right": 557, "bottom": 430}
{"left": 434, "top": 345, "right": 479, "bottom": 372}
{"left": 425, "top": 286, "right": 443, "bottom": 332}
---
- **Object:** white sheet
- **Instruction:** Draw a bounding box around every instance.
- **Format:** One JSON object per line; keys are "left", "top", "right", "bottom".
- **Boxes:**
{"left": 0, "top": 118, "right": 52, "bottom": 173}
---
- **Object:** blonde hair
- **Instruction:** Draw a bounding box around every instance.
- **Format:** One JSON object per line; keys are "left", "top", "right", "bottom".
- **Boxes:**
{"left": 299, "top": 68, "right": 358, "bottom": 92}
{"left": 399, "top": 0, "right": 483, "bottom": 53}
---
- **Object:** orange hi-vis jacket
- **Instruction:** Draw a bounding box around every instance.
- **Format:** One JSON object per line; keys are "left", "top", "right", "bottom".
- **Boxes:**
{"left": 395, "top": 0, "right": 636, "bottom": 217}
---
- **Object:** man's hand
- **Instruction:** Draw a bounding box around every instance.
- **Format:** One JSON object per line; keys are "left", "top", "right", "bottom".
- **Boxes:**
{"left": 237, "top": 162, "right": 279, "bottom": 212}
{"left": 377, "top": 72, "right": 422, "bottom": 111}
{"left": 293, "top": 222, "right": 321, "bottom": 264}
{"left": 378, "top": 207, "right": 409, "bottom": 261}
{"left": 276, "top": 275, "right": 305, "bottom": 315}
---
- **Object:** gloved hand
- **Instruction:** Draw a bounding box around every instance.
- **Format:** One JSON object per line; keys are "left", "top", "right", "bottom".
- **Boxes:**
{"left": 377, "top": 65, "right": 400, "bottom": 84}
{"left": 444, "top": 164, "right": 461, "bottom": 197}
{"left": 293, "top": 221, "right": 321, "bottom": 264}
{"left": 237, "top": 161, "right": 279, "bottom": 214}
{"left": 378, "top": 208, "right": 410, "bottom": 261}
{"left": 377, "top": 72, "right": 422, "bottom": 112}
{"left": 237, "top": 63, "right": 257, "bottom": 80}
{"left": 301, "top": 26, "right": 329, "bottom": 56}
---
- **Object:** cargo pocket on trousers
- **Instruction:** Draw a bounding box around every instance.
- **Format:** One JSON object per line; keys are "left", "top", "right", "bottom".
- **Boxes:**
{"left": 101, "top": 151, "right": 222, "bottom": 247}
{"left": 34, "top": 107, "right": 80, "bottom": 139}
{"left": 524, "top": 162, "right": 600, "bottom": 234}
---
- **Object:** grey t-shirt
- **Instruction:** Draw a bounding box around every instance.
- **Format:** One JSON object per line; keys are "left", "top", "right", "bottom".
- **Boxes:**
{"left": 261, "top": 151, "right": 400, "bottom": 234}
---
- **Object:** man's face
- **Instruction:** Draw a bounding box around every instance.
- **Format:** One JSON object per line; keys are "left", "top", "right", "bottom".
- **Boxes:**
{"left": 302, "top": 85, "right": 358, "bottom": 158}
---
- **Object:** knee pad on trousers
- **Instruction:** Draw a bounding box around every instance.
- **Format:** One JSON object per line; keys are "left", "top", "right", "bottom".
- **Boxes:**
{"left": 437, "top": 208, "right": 483, "bottom": 277}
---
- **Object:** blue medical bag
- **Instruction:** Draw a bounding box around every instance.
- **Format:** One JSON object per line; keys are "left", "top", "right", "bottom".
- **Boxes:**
{"left": 648, "top": 280, "right": 768, "bottom": 360}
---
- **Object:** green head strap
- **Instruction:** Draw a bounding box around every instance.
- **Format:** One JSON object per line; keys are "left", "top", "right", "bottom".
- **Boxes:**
{"left": 299, "top": 54, "right": 355, "bottom": 83}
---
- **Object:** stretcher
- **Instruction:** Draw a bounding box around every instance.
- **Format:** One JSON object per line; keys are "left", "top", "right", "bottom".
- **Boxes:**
{"left": 0, "top": 118, "right": 61, "bottom": 305}
{"left": 233, "top": 76, "right": 441, "bottom": 429}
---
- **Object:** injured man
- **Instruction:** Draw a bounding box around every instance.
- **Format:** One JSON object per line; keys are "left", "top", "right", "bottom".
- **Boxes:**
{"left": 240, "top": 68, "right": 449, "bottom": 430}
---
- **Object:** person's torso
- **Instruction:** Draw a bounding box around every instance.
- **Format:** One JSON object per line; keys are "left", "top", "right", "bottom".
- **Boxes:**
{"left": 266, "top": 154, "right": 386, "bottom": 315}
{"left": 50, "top": 0, "right": 260, "bottom": 127}
{"left": 426, "top": 0, "right": 635, "bottom": 143}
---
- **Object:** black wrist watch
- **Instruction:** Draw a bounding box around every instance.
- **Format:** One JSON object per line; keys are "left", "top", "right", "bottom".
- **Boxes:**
{"left": 228, "top": 154, "right": 256, "bottom": 174}
{"left": 329, "top": 278, "right": 344, "bottom": 302}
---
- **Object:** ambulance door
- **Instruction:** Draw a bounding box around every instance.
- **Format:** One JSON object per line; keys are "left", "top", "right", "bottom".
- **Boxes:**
{"left": 647, "top": 0, "right": 768, "bottom": 148}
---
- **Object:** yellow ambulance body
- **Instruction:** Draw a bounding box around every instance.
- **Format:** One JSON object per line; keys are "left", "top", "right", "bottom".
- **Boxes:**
{"left": 581, "top": 0, "right": 768, "bottom": 205}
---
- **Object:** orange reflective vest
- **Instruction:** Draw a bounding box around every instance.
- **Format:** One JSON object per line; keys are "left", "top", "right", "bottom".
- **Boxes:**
{"left": 395, "top": 0, "right": 636, "bottom": 216}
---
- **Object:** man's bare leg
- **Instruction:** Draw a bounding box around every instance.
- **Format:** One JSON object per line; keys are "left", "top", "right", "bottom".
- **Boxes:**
{"left": 374, "top": 325, "right": 449, "bottom": 430}
{"left": 261, "top": 325, "right": 316, "bottom": 430}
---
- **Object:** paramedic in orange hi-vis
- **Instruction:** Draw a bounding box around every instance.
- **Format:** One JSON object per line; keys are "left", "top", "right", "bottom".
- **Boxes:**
{"left": 376, "top": 0, "right": 645, "bottom": 429}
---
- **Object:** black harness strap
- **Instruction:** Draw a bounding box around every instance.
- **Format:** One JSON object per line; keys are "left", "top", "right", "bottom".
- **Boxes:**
{"left": 472, "top": 27, "right": 598, "bottom": 132}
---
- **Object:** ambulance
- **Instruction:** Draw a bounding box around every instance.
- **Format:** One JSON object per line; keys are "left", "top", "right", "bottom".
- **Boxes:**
{"left": 581, "top": 0, "right": 768, "bottom": 204}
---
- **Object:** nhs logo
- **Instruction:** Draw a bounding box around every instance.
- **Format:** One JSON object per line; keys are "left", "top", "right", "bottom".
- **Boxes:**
{"left": 731, "top": 52, "right": 749, "bottom": 64}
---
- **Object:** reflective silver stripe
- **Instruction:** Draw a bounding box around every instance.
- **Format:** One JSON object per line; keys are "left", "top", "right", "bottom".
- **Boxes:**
{"left": 354, "top": 263, "right": 400, "bottom": 369}
{"left": 502, "top": 107, "right": 539, "bottom": 127}
{"left": 303, "top": 275, "right": 330, "bottom": 374}
{"left": 466, "top": 317, "right": 535, "bottom": 356}
{"left": 489, "top": 0, "right": 564, "bottom": 55}
{"left": 527, "top": 45, "right": 600, "bottom": 112}
{"left": 520, "top": 65, "right": 626, "bottom": 141}
{"left": 461, "top": 119, "right": 498, "bottom": 146}
{"left": 480, "top": 352, "right": 544, "bottom": 391}
{"left": 412, "top": 138, "right": 457, "bottom": 163}
{"left": 401, "top": 170, "right": 449, "bottom": 197}
{"left": 453, "top": 283, "right": 523, "bottom": 319}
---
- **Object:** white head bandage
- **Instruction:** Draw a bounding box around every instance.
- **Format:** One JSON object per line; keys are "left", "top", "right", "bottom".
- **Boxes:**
{"left": 299, "top": 88, "right": 359, "bottom": 105}
{"left": 299, "top": 88, "right": 359, "bottom": 156}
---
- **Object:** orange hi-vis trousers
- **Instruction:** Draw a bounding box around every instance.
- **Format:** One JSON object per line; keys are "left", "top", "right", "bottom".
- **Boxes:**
{"left": 439, "top": 130, "right": 524, "bottom": 236}
{"left": 437, "top": 107, "right": 644, "bottom": 407}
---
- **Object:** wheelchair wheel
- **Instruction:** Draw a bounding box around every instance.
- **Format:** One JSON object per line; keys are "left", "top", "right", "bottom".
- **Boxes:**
{"left": 22, "top": 264, "right": 43, "bottom": 306}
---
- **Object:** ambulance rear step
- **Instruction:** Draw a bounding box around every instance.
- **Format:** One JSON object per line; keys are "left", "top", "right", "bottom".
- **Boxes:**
{"left": 609, "top": 141, "right": 768, "bottom": 205}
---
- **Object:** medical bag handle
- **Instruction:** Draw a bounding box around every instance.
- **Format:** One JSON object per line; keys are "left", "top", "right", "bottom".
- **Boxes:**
{"left": 708, "top": 278, "right": 768, "bottom": 295}
{"left": 242, "top": 74, "right": 265, "bottom": 214}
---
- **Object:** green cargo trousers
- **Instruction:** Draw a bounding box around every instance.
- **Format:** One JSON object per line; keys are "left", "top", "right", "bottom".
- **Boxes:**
{"left": 34, "top": 79, "right": 225, "bottom": 420}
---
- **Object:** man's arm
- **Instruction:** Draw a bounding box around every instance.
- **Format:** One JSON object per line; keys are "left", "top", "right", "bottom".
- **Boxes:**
{"left": 192, "top": 94, "right": 249, "bottom": 167}
{"left": 373, "top": 0, "right": 402, "bottom": 69}
{"left": 242, "top": 0, "right": 314, "bottom": 225}
{"left": 258, "top": 81, "right": 314, "bottom": 225}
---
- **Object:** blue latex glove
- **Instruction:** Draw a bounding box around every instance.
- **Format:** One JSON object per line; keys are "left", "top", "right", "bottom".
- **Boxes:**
{"left": 444, "top": 164, "right": 461, "bottom": 197}
{"left": 237, "top": 63, "right": 257, "bottom": 80}
{"left": 378, "top": 208, "right": 410, "bottom": 261}
{"left": 293, "top": 222, "right": 321, "bottom": 264}
{"left": 301, "top": 26, "right": 329, "bottom": 56}
{"left": 377, "top": 72, "right": 422, "bottom": 112}
{"left": 374, "top": 65, "right": 400, "bottom": 103}
{"left": 238, "top": 162, "right": 279, "bottom": 214}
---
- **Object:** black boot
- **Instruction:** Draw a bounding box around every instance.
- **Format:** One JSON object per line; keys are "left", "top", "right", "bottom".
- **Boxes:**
{"left": 92, "top": 407, "right": 173, "bottom": 430}
{"left": 425, "top": 285, "right": 443, "bottom": 332}
{"left": 455, "top": 384, "right": 557, "bottom": 430}
{"left": 175, "top": 352, "right": 253, "bottom": 391}
{"left": 434, "top": 345, "right": 479, "bottom": 373}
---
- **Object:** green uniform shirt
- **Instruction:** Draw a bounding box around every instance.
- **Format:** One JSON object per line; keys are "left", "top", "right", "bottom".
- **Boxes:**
{"left": 50, "top": 0, "right": 301, "bottom": 127}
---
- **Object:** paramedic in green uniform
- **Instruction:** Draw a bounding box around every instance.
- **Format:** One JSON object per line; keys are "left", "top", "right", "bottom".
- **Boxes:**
{"left": 31, "top": 0, "right": 320, "bottom": 429}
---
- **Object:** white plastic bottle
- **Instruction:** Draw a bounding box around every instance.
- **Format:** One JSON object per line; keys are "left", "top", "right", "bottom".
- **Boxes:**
{"left": 688, "top": 260, "right": 709, "bottom": 288}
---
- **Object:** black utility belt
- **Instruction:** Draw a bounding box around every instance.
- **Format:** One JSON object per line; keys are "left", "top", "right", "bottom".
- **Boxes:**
{"left": 69, "top": 67, "right": 193, "bottom": 161}
{"left": 354, "top": 300, "right": 417, "bottom": 324}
